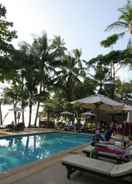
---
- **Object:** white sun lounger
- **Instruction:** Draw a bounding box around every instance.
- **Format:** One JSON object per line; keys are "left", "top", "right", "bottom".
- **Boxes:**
{"left": 83, "top": 144, "right": 132, "bottom": 162}
{"left": 62, "top": 154, "right": 132, "bottom": 183}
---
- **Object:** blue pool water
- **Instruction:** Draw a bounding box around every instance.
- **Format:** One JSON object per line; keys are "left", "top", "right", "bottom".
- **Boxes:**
{"left": 0, "top": 132, "right": 92, "bottom": 172}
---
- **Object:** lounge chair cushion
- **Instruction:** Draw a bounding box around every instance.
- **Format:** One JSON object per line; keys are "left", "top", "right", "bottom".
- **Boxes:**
{"left": 84, "top": 144, "right": 132, "bottom": 161}
{"left": 96, "top": 151, "right": 121, "bottom": 159}
{"left": 63, "top": 155, "right": 114, "bottom": 176}
{"left": 83, "top": 145, "right": 122, "bottom": 160}
{"left": 111, "top": 161, "right": 132, "bottom": 177}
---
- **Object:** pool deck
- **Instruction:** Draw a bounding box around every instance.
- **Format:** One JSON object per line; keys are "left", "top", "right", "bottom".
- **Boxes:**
{"left": 3, "top": 162, "right": 122, "bottom": 184}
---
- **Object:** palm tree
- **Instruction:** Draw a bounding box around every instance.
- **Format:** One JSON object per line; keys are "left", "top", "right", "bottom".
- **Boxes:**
{"left": 18, "top": 79, "right": 28, "bottom": 125}
{"left": 30, "top": 33, "right": 55, "bottom": 127}
{"left": 31, "top": 33, "right": 67, "bottom": 127}
{"left": 54, "top": 50, "right": 85, "bottom": 101}
{"left": 50, "top": 35, "right": 67, "bottom": 56}
{"left": 106, "top": 0, "right": 132, "bottom": 47}
{"left": 24, "top": 62, "right": 38, "bottom": 127}
{"left": 18, "top": 42, "right": 39, "bottom": 127}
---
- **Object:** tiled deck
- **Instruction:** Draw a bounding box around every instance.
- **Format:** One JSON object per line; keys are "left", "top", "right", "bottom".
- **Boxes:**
{"left": 2, "top": 162, "right": 126, "bottom": 184}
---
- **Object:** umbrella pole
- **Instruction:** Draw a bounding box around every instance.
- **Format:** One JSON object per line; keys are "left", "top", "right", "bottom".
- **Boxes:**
{"left": 122, "top": 110, "right": 125, "bottom": 146}
{"left": 95, "top": 104, "right": 100, "bottom": 130}
{"left": 129, "top": 123, "right": 131, "bottom": 136}
{"left": 95, "top": 110, "right": 99, "bottom": 129}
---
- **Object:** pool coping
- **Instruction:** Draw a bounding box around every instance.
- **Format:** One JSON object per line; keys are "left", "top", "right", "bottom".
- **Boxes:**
{"left": 0, "top": 130, "right": 56, "bottom": 138}
{"left": 0, "top": 130, "right": 93, "bottom": 139}
{"left": 0, "top": 131, "right": 92, "bottom": 184}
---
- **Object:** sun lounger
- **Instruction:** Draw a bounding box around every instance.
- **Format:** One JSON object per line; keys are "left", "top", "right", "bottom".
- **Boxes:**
{"left": 83, "top": 143, "right": 132, "bottom": 163}
{"left": 83, "top": 144, "right": 124, "bottom": 161}
{"left": 82, "top": 144, "right": 121, "bottom": 160}
{"left": 62, "top": 154, "right": 132, "bottom": 183}
{"left": 82, "top": 144, "right": 95, "bottom": 157}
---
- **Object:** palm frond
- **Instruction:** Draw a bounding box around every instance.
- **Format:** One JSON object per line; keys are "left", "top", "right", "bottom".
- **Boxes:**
{"left": 105, "top": 21, "right": 128, "bottom": 31}
{"left": 118, "top": 31, "right": 126, "bottom": 37}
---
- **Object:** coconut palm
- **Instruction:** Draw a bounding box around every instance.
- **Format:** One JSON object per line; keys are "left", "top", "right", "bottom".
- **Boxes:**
{"left": 17, "top": 42, "right": 39, "bottom": 127}
{"left": 106, "top": 0, "right": 132, "bottom": 47}
{"left": 30, "top": 33, "right": 69, "bottom": 127}
{"left": 24, "top": 60, "right": 38, "bottom": 127}
{"left": 30, "top": 33, "right": 60, "bottom": 127}
{"left": 54, "top": 50, "right": 86, "bottom": 101}
{"left": 50, "top": 35, "right": 67, "bottom": 56}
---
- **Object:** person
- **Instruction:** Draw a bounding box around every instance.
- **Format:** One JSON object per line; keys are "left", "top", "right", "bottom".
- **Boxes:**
{"left": 126, "top": 135, "right": 132, "bottom": 148}
{"left": 91, "top": 128, "right": 104, "bottom": 146}
{"left": 112, "top": 122, "right": 117, "bottom": 135}
{"left": 104, "top": 127, "right": 113, "bottom": 141}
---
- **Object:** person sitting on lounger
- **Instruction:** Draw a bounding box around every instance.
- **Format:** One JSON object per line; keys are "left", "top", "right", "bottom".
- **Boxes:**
{"left": 104, "top": 127, "right": 113, "bottom": 141}
{"left": 94, "top": 136, "right": 132, "bottom": 161}
{"left": 91, "top": 128, "right": 104, "bottom": 145}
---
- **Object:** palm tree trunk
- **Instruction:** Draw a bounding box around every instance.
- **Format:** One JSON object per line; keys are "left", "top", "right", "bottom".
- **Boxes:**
{"left": 28, "top": 99, "right": 32, "bottom": 127}
{"left": 111, "top": 61, "right": 115, "bottom": 98}
{"left": 99, "top": 81, "right": 103, "bottom": 94}
{"left": 21, "top": 102, "right": 25, "bottom": 126}
{"left": 22, "top": 108, "right": 25, "bottom": 125}
{"left": 13, "top": 102, "right": 17, "bottom": 126}
{"left": 0, "top": 102, "right": 3, "bottom": 125}
{"left": 34, "top": 101, "right": 40, "bottom": 127}
{"left": 34, "top": 83, "right": 42, "bottom": 127}
{"left": 47, "top": 111, "right": 50, "bottom": 125}
{"left": 21, "top": 76, "right": 25, "bottom": 126}
{"left": 95, "top": 105, "right": 100, "bottom": 129}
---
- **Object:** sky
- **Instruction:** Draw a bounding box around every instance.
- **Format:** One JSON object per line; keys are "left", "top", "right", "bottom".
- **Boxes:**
{"left": 1, "top": 0, "right": 131, "bottom": 81}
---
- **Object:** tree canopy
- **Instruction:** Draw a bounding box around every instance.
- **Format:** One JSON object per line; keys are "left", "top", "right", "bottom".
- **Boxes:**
{"left": 0, "top": 2, "right": 132, "bottom": 127}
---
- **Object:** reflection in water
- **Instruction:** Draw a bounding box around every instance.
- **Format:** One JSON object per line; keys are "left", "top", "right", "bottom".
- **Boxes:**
{"left": 0, "top": 133, "right": 92, "bottom": 172}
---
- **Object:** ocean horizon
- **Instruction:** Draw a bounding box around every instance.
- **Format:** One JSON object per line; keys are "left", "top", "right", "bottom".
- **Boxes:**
{"left": 1, "top": 105, "right": 42, "bottom": 127}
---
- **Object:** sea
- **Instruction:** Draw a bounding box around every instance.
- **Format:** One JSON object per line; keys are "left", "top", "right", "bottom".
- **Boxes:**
{"left": 1, "top": 105, "right": 41, "bottom": 127}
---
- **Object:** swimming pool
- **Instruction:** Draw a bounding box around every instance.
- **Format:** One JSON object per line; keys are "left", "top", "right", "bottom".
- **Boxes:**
{"left": 0, "top": 132, "right": 92, "bottom": 172}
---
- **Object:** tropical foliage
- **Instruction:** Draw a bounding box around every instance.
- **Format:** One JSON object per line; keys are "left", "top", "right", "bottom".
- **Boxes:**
{"left": 104, "top": 0, "right": 132, "bottom": 47}
{"left": 0, "top": 2, "right": 132, "bottom": 127}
